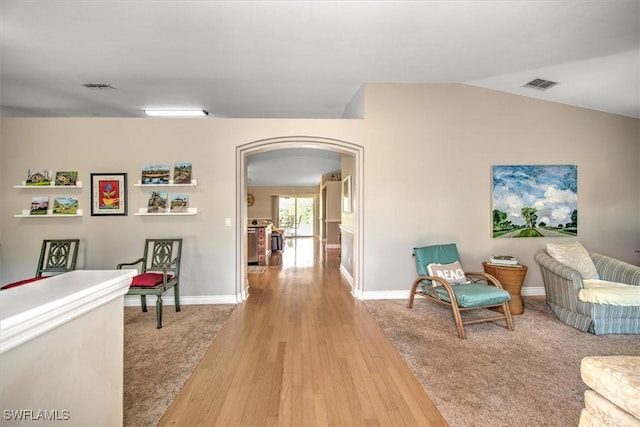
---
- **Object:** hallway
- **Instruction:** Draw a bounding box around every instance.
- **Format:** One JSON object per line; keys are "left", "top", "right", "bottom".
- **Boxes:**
{"left": 159, "top": 238, "right": 447, "bottom": 426}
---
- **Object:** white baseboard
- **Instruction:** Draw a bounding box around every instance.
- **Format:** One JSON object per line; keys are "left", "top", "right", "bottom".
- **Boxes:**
{"left": 361, "top": 290, "right": 409, "bottom": 300}
{"left": 361, "top": 286, "right": 546, "bottom": 301}
{"left": 124, "top": 295, "right": 237, "bottom": 307}
{"left": 521, "top": 286, "right": 545, "bottom": 296}
{"left": 123, "top": 287, "right": 547, "bottom": 306}
{"left": 340, "top": 264, "right": 354, "bottom": 287}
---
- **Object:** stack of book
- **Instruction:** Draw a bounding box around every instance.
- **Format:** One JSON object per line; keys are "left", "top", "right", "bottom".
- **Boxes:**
{"left": 487, "top": 255, "right": 521, "bottom": 267}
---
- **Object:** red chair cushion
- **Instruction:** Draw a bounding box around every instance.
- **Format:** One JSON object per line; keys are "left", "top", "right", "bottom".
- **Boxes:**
{"left": 1, "top": 276, "right": 48, "bottom": 290}
{"left": 130, "top": 272, "right": 173, "bottom": 287}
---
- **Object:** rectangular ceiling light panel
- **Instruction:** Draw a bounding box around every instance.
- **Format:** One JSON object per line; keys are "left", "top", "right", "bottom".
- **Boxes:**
{"left": 144, "top": 110, "right": 209, "bottom": 117}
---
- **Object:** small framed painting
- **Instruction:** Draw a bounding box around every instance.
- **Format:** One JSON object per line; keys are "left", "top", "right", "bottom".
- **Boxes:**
{"left": 342, "top": 175, "right": 352, "bottom": 213}
{"left": 91, "top": 173, "right": 128, "bottom": 216}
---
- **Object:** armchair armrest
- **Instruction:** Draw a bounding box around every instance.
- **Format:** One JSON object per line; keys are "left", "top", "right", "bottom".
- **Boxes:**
{"left": 534, "top": 249, "right": 585, "bottom": 310}
{"left": 591, "top": 253, "right": 640, "bottom": 285}
{"left": 411, "top": 275, "right": 460, "bottom": 305}
{"left": 116, "top": 257, "right": 144, "bottom": 270}
{"left": 534, "top": 249, "right": 585, "bottom": 288}
{"left": 465, "top": 271, "right": 506, "bottom": 289}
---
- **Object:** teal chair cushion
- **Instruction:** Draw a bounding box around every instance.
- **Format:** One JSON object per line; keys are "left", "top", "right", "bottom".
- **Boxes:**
{"left": 414, "top": 244, "right": 461, "bottom": 276}
{"left": 434, "top": 283, "right": 511, "bottom": 308}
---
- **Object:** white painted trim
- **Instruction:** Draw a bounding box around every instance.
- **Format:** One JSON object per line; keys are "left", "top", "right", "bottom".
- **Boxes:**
{"left": 521, "top": 286, "right": 546, "bottom": 296}
{"left": 361, "top": 290, "right": 409, "bottom": 300}
{"left": 236, "top": 136, "right": 364, "bottom": 303}
{"left": 362, "top": 286, "right": 546, "bottom": 301}
{"left": 340, "top": 264, "right": 357, "bottom": 298}
{"left": 1, "top": 270, "right": 135, "bottom": 354}
{"left": 124, "top": 295, "right": 238, "bottom": 306}
{"left": 122, "top": 287, "right": 546, "bottom": 307}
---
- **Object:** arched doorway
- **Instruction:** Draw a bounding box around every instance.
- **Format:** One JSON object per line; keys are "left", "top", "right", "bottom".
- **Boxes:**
{"left": 236, "top": 136, "right": 364, "bottom": 302}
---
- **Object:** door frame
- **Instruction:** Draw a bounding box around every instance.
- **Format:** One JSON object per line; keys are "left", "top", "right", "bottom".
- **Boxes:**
{"left": 236, "top": 136, "right": 364, "bottom": 302}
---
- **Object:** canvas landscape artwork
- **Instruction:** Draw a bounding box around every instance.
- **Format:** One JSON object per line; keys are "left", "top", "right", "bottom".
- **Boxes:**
{"left": 26, "top": 169, "right": 52, "bottom": 186}
{"left": 173, "top": 162, "right": 192, "bottom": 184}
{"left": 55, "top": 171, "right": 78, "bottom": 186}
{"left": 30, "top": 196, "right": 49, "bottom": 215}
{"left": 147, "top": 191, "right": 168, "bottom": 213}
{"left": 141, "top": 165, "right": 170, "bottom": 184}
{"left": 52, "top": 197, "right": 79, "bottom": 215}
{"left": 170, "top": 194, "right": 189, "bottom": 213}
{"left": 492, "top": 164, "right": 578, "bottom": 238}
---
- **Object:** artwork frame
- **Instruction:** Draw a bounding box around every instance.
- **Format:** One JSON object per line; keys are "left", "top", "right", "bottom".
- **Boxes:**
{"left": 342, "top": 175, "right": 352, "bottom": 213}
{"left": 491, "top": 164, "right": 577, "bottom": 238}
{"left": 91, "top": 173, "right": 128, "bottom": 216}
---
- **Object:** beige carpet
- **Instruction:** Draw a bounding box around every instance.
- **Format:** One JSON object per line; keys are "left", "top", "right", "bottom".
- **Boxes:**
{"left": 123, "top": 304, "right": 236, "bottom": 427}
{"left": 364, "top": 297, "right": 640, "bottom": 427}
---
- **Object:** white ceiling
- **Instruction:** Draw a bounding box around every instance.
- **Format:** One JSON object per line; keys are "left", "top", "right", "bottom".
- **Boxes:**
{"left": 1, "top": 1, "right": 638, "bottom": 185}
{"left": 248, "top": 148, "right": 342, "bottom": 187}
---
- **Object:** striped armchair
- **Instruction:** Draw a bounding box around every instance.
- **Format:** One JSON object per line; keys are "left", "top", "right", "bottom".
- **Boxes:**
{"left": 534, "top": 250, "right": 640, "bottom": 334}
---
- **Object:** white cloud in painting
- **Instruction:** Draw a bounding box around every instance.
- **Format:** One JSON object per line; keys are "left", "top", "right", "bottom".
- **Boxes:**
{"left": 492, "top": 165, "right": 577, "bottom": 227}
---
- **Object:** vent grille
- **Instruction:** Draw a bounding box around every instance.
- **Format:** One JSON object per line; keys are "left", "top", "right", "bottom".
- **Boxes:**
{"left": 524, "top": 78, "right": 558, "bottom": 90}
{"left": 82, "top": 82, "right": 115, "bottom": 90}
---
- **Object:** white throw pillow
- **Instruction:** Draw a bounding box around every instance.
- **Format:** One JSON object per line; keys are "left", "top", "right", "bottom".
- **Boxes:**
{"left": 427, "top": 261, "right": 469, "bottom": 286}
{"left": 545, "top": 241, "right": 600, "bottom": 279}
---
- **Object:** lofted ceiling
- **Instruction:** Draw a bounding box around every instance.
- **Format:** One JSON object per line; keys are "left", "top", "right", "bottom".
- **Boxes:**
{"left": 1, "top": 1, "right": 638, "bottom": 185}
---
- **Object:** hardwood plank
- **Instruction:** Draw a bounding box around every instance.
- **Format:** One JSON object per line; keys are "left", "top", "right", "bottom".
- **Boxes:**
{"left": 159, "top": 238, "right": 447, "bottom": 426}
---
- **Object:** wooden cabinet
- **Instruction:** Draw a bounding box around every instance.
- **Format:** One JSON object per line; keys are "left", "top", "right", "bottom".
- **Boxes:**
{"left": 250, "top": 225, "right": 272, "bottom": 266}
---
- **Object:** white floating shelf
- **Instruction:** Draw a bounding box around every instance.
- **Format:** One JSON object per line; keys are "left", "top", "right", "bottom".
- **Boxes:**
{"left": 134, "top": 179, "right": 197, "bottom": 187}
{"left": 13, "top": 181, "right": 83, "bottom": 189}
{"left": 14, "top": 209, "right": 84, "bottom": 218}
{"left": 134, "top": 207, "right": 198, "bottom": 216}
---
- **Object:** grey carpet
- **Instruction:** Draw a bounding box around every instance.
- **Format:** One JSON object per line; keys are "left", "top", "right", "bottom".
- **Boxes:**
{"left": 364, "top": 297, "right": 640, "bottom": 427}
{"left": 123, "top": 304, "right": 236, "bottom": 427}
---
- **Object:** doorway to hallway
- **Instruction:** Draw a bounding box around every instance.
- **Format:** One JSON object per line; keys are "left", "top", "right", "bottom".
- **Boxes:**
{"left": 236, "top": 136, "right": 364, "bottom": 302}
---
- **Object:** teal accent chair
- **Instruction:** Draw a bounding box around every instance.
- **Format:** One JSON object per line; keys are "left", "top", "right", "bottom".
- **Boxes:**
{"left": 408, "top": 243, "right": 514, "bottom": 339}
{"left": 117, "top": 238, "right": 182, "bottom": 329}
{"left": 1, "top": 239, "right": 80, "bottom": 290}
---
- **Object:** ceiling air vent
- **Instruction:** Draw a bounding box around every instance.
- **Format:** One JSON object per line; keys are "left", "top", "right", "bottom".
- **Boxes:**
{"left": 82, "top": 82, "right": 115, "bottom": 90}
{"left": 524, "top": 78, "right": 558, "bottom": 90}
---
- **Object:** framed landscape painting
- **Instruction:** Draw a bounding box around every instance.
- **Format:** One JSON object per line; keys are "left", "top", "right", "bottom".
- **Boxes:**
{"left": 91, "top": 173, "right": 127, "bottom": 216}
{"left": 492, "top": 165, "right": 577, "bottom": 238}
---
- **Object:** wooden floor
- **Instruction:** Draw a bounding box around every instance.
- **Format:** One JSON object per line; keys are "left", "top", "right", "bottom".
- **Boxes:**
{"left": 159, "top": 238, "right": 447, "bottom": 426}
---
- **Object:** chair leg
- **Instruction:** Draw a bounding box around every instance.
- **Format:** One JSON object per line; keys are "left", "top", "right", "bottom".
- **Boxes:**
{"left": 449, "top": 305, "right": 467, "bottom": 339}
{"left": 407, "top": 278, "right": 421, "bottom": 308}
{"left": 140, "top": 295, "right": 147, "bottom": 312}
{"left": 156, "top": 295, "right": 163, "bottom": 329}
{"left": 502, "top": 302, "right": 515, "bottom": 331}
{"left": 174, "top": 285, "right": 181, "bottom": 312}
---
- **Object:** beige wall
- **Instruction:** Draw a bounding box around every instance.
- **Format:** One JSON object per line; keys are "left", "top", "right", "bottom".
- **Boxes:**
{"left": 0, "top": 118, "right": 362, "bottom": 297}
{"left": 1, "top": 84, "right": 638, "bottom": 297}
{"left": 362, "top": 83, "right": 639, "bottom": 294}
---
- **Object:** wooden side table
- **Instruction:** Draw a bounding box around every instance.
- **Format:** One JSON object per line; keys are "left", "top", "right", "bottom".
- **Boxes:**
{"left": 482, "top": 262, "right": 528, "bottom": 315}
